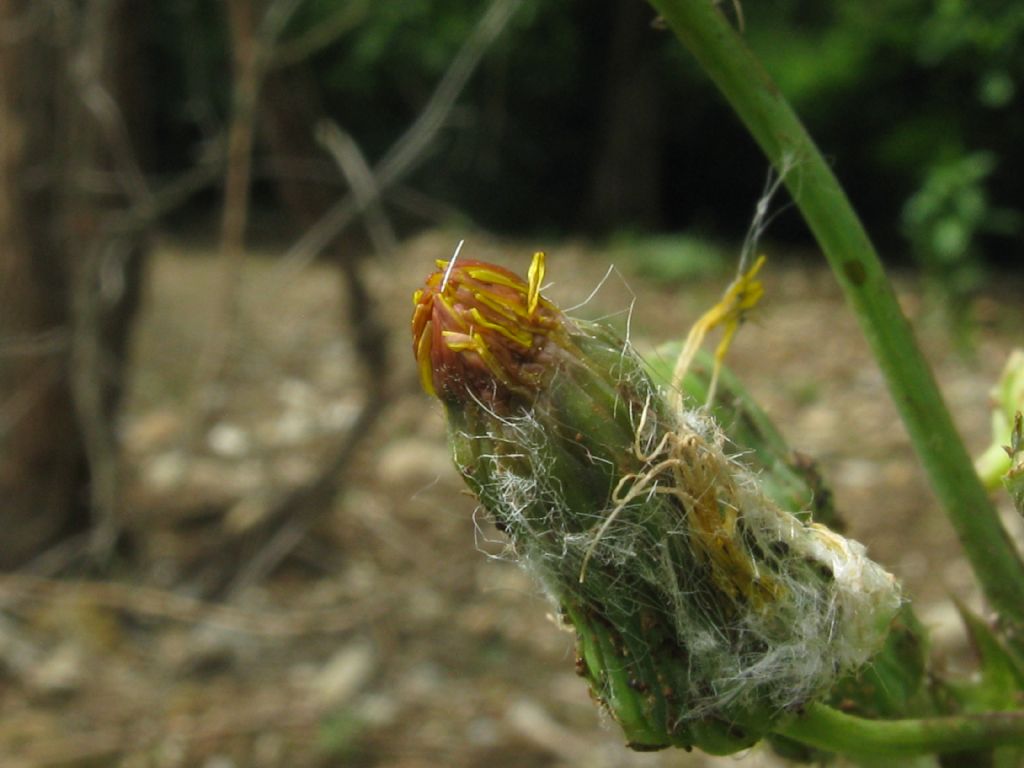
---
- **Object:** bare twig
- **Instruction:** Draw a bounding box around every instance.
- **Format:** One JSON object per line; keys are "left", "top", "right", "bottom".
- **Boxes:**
{"left": 386, "top": 183, "right": 474, "bottom": 226}
{"left": 187, "top": 0, "right": 304, "bottom": 438}
{"left": 0, "top": 573, "right": 389, "bottom": 637}
{"left": 257, "top": 0, "right": 304, "bottom": 48}
{"left": 103, "top": 142, "right": 226, "bottom": 237}
{"left": 69, "top": 238, "right": 123, "bottom": 560}
{"left": 70, "top": 9, "right": 152, "bottom": 206}
{"left": 270, "top": 0, "right": 368, "bottom": 70}
{"left": 7, "top": 694, "right": 324, "bottom": 767}
{"left": 315, "top": 120, "right": 398, "bottom": 255}
{"left": 223, "top": 126, "right": 398, "bottom": 595}
{"left": 268, "top": 0, "right": 523, "bottom": 283}
{"left": 188, "top": 0, "right": 260, "bottom": 425}
{"left": 218, "top": 1, "right": 523, "bottom": 590}
{"left": 223, "top": 393, "right": 386, "bottom": 596}
{"left": 62, "top": 0, "right": 149, "bottom": 562}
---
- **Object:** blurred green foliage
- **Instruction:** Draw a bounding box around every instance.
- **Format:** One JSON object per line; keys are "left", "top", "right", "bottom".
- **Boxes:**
{"left": 607, "top": 232, "right": 730, "bottom": 285}
{"left": 902, "top": 152, "right": 1020, "bottom": 341}
{"left": 744, "top": 0, "right": 1024, "bottom": 256}
{"left": 317, "top": 709, "right": 369, "bottom": 761}
{"left": 149, "top": 0, "right": 1022, "bottom": 267}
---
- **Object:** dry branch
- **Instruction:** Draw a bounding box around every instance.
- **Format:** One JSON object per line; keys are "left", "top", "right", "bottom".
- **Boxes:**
{"left": 268, "top": 0, "right": 524, "bottom": 282}
{"left": 186, "top": 0, "right": 305, "bottom": 439}
{"left": 209, "top": 0, "right": 523, "bottom": 593}
{"left": 224, "top": 126, "right": 393, "bottom": 597}
{"left": 270, "top": 0, "right": 368, "bottom": 70}
{"left": 0, "top": 573, "right": 389, "bottom": 637}
{"left": 6, "top": 694, "right": 323, "bottom": 767}
{"left": 315, "top": 120, "right": 398, "bottom": 255}
{"left": 223, "top": 397, "right": 386, "bottom": 596}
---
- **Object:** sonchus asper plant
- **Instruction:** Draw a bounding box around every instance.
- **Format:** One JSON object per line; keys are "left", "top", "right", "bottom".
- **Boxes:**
{"left": 412, "top": 251, "right": 903, "bottom": 754}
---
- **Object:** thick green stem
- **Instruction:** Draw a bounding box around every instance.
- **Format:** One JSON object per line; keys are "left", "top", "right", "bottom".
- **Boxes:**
{"left": 778, "top": 702, "right": 1024, "bottom": 758}
{"left": 646, "top": 0, "right": 1024, "bottom": 626}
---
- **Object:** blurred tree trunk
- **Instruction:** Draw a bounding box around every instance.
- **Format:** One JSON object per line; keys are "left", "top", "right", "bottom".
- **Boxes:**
{"left": 0, "top": 1, "right": 86, "bottom": 567}
{"left": 0, "top": 0, "right": 151, "bottom": 567}
{"left": 586, "top": 0, "right": 664, "bottom": 231}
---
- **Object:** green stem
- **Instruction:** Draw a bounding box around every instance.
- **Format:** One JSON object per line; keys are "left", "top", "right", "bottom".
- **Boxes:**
{"left": 777, "top": 702, "right": 1024, "bottom": 758}
{"left": 647, "top": 0, "right": 1024, "bottom": 626}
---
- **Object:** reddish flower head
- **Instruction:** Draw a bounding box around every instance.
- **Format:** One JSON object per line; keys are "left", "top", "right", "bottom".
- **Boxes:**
{"left": 412, "top": 250, "right": 565, "bottom": 404}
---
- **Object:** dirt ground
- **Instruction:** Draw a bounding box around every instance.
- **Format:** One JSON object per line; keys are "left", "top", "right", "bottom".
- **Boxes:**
{"left": 1, "top": 229, "right": 1022, "bottom": 767}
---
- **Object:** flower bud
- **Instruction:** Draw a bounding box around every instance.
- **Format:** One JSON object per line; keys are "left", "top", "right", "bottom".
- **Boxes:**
{"left": 413, "top": 251, "right": 902, "bottom": 753}
{"left": 975, "top": 349, "right": 1024, "bottom": 491}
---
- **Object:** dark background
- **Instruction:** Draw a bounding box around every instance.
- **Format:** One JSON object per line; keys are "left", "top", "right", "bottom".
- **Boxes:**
{"left": 147, "top": 0, "right": 1024, "bottom": 257}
